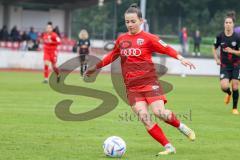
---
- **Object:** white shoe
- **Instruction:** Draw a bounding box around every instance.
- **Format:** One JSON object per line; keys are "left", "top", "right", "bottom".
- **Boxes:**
{"left": 157, "top": 145, "right": 176, "bottom": 155}
{"left": 179, "top": 123, "right": 196, "bottom": 141}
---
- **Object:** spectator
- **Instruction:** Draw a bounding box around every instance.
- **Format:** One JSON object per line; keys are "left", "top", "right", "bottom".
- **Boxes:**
{"left": 10, "top": 25, "right": 20, "bottom": 42}
{"left": 20, "top": 31, "right": 29, "bottom": 41}
{"left": 28, "top": 27, "right": 38, "bottom": 41}
{"left": 19, "top": 31, "right": 29, "bottom": 51}
{"left": 192, "top": 30, "right": 202, "bottom": 56}
{"left": 179, "top": 27, "right": 188, "bottom": 55}
{"left": 0, "top": 25, "right": 9, "bottom": 41}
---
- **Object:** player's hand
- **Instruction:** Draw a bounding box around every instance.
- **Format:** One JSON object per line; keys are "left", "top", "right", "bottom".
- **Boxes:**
{"left": 216, "top": 59, "right": 221, "bottom": 65}
{"left": 223, "top": 47, "right": 234, "bottom": 53}
{"left": 180, "top": 58, "right": 196, "bottom": 70}
{"left": 84, "top": 65, "right": 97, "bottom": 77}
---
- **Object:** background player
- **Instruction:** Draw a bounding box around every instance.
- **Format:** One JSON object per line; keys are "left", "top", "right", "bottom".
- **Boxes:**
{"left": 77, "top": 29, "right": 91, "bottom": 76}
{"left": 42, "top": 22, "right": 61, "bottom": 83}
{"left": 85, "top": 4, "right": 196, "bottom": 156}
{"left": 212, "top": 15, "right": 240, "bottom": 114}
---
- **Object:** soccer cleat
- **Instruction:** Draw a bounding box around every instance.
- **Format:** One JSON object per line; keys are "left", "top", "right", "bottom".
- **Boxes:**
{"left": 232, "top": 109, "right": 239, "bottom": 115}
{"left": 224, "top": 94, "right": 231, "bottom": 105}
{"left": 178, "top": 123, "right": 196, "bottom": 141}
{"left": 42, "top": 79, "right": 48, "bottom": 84}
{"left": 156, "top": 146, "right": 176, "bottom": 156}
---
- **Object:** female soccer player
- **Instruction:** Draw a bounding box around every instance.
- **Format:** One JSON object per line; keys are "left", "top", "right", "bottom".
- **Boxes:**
{"left": 213, "top": 15, "right": 240, "bottom": 114}
{"left": 85, "top": 4, "right": 196, "bottom": 155}
{"left": 77, "top": 29, "right": 91, "bottom": 76}
{"left": 42, "top": 22, "right": 61, "bottom": 83}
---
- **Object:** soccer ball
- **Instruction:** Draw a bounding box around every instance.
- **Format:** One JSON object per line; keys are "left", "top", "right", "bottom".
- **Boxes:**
{"left": 103, "top": 136, "right": 126, "bottom": 158}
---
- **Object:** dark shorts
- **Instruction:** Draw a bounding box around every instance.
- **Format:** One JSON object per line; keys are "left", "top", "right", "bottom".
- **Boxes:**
{"left": 126, "top": 88, "right": 167, "bottom": 106}
{"left": 220, "top": 67, "right": 240, "bottom": 80}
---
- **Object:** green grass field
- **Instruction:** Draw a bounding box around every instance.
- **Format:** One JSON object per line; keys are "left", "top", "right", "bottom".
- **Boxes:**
{"left": 1, "top": 71, "right": 240, "bottom": 160}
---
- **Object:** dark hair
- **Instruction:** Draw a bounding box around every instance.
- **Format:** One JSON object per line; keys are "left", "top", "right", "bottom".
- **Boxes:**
{"left": 47, "top": 21, "right": 53, "bottom": 26}
{"left": 125, "top": 3, "right": 142, "bottom": 18}
{"left": 225, "top": 11, "right": 236, "bottom": 23}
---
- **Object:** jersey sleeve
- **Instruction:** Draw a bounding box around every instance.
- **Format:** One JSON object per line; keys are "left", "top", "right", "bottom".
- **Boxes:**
{"left": 237, "top": 36, "right": 240, "bottom": 50}
{"left": 96, "top": 39, "right": 120, "bottom": 69}
{"left": 213, "top": 35, "right": 221, "bottom": 49}
{"left": 51, "top": 33, "right": 61, "bottom": 45}
{"left": 150, "top": 35, "right": 179, "bottom": 59}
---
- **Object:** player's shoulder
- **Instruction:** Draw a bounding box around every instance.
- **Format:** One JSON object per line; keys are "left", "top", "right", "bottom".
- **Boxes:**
{"left": 116, "top": 32, "right": 128, "bottom": 40}
{"left": 141, "top": 31, "right": 159, "bottom": 40}
{"left": 216, "top": 32, "right": 224, "bottom": 38}
{"left": 52, "top": 32, "right": 58, "bottom": 37}
{"left": 233, "top": 32, "right": 240, "bottom": 41}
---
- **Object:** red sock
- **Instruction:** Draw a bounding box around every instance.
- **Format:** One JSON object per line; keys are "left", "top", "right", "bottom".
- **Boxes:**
{"left": 164, "top": 113, "right": 180, "bottom": 128}
{"left": 44, "top": 65, "right": 49, "bottom": 79}
{"left": 147, "top": 123, "right": 169, "bottom": 146}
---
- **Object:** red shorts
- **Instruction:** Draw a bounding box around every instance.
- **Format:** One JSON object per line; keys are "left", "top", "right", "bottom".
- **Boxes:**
{"left": 126, "top": 88, "right": 167, "bottom": 106}
{"left": 44, "top": 51, "right": 57, "bottom": 63}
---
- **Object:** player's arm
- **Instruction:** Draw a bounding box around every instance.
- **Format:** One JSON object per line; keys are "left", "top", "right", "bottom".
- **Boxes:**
{"left": 51, "top": 34, "right": 61, "bottom": 45}
{"left": 212, "top": 36, "right": 221, "bottom": 65}
{"left": 223, "top": 37, "right": 240, "bottom": 56}
{"left": 85, "top": 40, "right": 120, "bottom": 76}
{"left": 223, "top": 47, "right": 240, "bottom": 56}
{"left": 151, "top": 37, "right": 195, "bottom": 69}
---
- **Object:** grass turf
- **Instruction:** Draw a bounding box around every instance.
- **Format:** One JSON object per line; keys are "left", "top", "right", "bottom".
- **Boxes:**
{"left": 0, "top": 71, "right": 240, "bottom": 160}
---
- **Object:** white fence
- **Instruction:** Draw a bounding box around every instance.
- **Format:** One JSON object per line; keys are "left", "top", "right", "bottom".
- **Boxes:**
{"left": 0, "top": 49, "right": 219, "bottom": 76}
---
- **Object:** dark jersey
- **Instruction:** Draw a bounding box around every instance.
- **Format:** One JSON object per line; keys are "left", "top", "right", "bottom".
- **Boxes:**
{"left": 214, "top": 32, "right": 240, "bottom": 68}
{"left": 77, "top": 39, "right": 90, "bottom": 55}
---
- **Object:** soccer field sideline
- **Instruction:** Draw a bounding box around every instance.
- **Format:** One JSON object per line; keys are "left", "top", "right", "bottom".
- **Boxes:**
{"left": 0, "top": 71, "right": 240, "bottom": 160}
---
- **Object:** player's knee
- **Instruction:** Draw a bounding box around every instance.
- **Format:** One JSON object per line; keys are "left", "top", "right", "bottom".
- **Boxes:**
{"left": 153, "top": 109, "right": 171, "bottom": 121}
{"left": 232, "top": 85, "right": 239, "bottom": 91}
{"left": 232, "top": 81, "right": 239, "bottom": 91}
{"left": 221, "top": 85, "right": 229, "bottom": 91}
{"left": 138, "top": 112, "right": 152, "bottom": 128}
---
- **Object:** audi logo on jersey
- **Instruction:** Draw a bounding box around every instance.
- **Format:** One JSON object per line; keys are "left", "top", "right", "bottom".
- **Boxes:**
{"left": 120, "top": 48, "right": 142, "bottom": 56}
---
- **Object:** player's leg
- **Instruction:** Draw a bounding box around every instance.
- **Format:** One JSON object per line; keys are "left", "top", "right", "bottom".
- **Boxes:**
{"left": 231, "top": 79, "right": 239, "bottom": 114}
{"left": 220, "top": 78, "right": 231, "bottom": 104}
{"left": 83, "top": 55, "right": 88, "bottom": 73}
{"left": 231, "top": 67, "right": 239, "bottom": 114}
{"left": 220, "top": 68, "right": 232, "bottom": 104}
{"left": 127, "top": 90, "right": 175, "bottom": 155}
{"left": 80, "top": 55, "right": 85, "bottom": 76}
{"left": 43, "top": 51, "right": 51, "bottom": 83}
{"left": 43, "top": 60, "right": 50, "bottom": 83}
{"left": 50, "top": 52, "right": 60, "bottom": 82}
{"left": 150, "top": 99, "right": 195, "bottom": 141}
{"left": 131, "top": 101, "right": 176, "bottom": 155}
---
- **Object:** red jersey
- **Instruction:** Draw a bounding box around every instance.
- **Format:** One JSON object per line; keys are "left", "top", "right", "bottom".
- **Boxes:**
{"left": 96, "top": 31, "right": 180, "bottom": 92}
{"left": 42, "top": 32, "right": 61, "bottom": 53}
